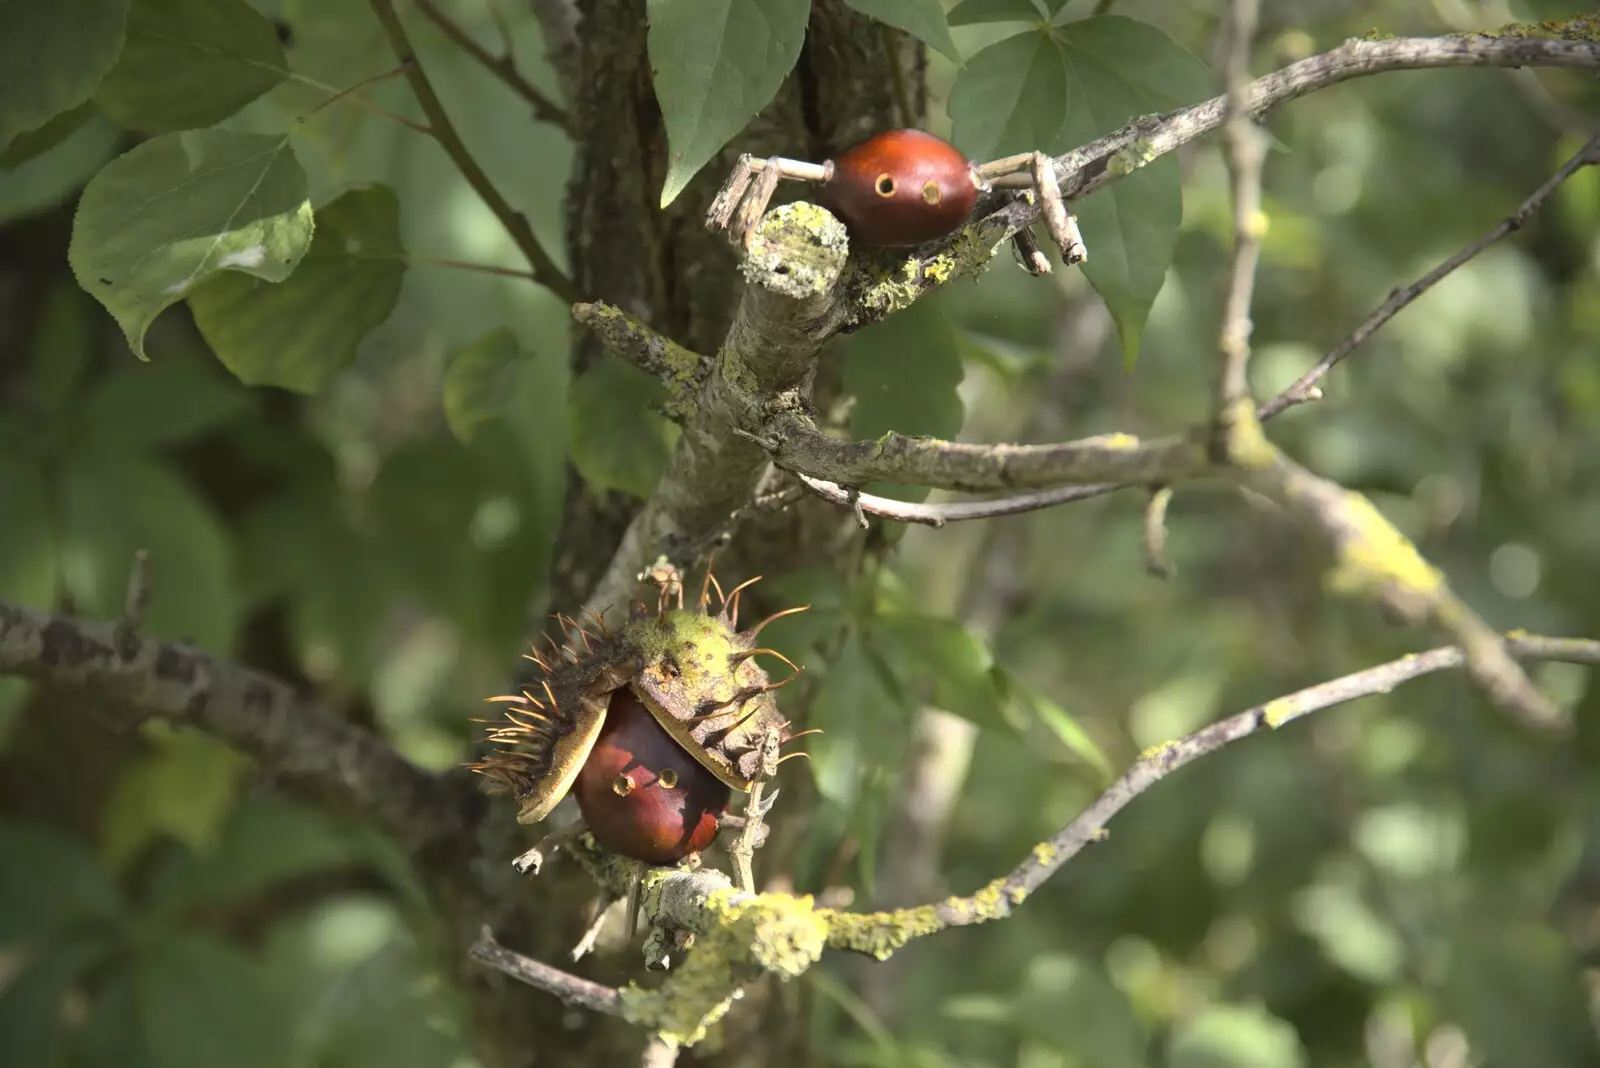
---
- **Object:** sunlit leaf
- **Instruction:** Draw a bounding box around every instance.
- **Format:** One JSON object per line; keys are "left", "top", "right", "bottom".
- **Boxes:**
{"left": 69, "top": 129, "right": 313, "bottom": 358}
{"left": 1167, "top": 1005, "right": 1306, "bottom": 1068}
{"left": 948, "top": 0, "right": 1047, "bottom": 27}
{"left": 949, "top": 17, "right": 1213, "bottom": 364}
{"left": 843, "top": 0, "right": 960, "bottom": 62}
{"left": 648, "top": 0, "right": 810, "bottom": 208}
{"left": 189, "top": 183, "right": 402, "bottom": 392}
{"left": 94, "top": 0, "right": 288, "bottom": 132}
{"left": 868, "top": 612, "right": 1007, "bottom": 731}
{"left": 443, "top": 328, "right": 525, "bottom": 443}
{"left": 100, "top": 724, "right": 249, "bottom": 870}
{"left": 0, "top": 0, "right": 128, "bottom": 141}
{"left": 567, "top": 353, "right": 678, "bottom": 498}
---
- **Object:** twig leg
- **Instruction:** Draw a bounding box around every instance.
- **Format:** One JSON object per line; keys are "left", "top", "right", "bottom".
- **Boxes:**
{"left": 513, "top": 819, "right": 587, "bottom": 876}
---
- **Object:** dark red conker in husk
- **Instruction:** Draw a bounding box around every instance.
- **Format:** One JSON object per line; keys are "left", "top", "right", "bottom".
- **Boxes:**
{"left": 573, "top": 687, "right": 730, "bottom": 865}
{"left": 818, "top": 128, "right": 982, "bottom": 247}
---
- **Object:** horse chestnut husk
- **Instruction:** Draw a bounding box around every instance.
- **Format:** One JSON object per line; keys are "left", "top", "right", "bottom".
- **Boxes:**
{"left": 573, "top": 686, "right": 729, "bottom": 865}
{"left": 818, "top": 129, "right": 982, "bottom": 247}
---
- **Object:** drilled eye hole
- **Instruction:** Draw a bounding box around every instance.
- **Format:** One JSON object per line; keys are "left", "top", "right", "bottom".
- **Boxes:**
{"left": 921, "top": 180, "right": 942, "bottom": 205}
{"left": 612, "top": 773, "right": 635, "bottom": 797}
{"left": 874, "top": 173, "right": 895, "bottom": 197}
{"left": 658, "top": 767, "right": 679, "bottom": 789}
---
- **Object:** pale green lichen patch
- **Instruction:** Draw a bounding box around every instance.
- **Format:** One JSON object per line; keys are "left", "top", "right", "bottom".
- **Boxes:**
{"left": 577, "top": 301, "right": 707, "bottom": 416}
{"left": 1107, "top": 137, "right": 1160, "bottom": 177}
{"left": 822, "top": 904, "right": 943, "bottom": 961}
{"left": 742, "top": 202, "right": 850, "bottom": 299}
{"left": 1260, "top": 697, "right": 1297, "bottom": 728}
{"left": 1218, "top": 398, "right": 1276, "bottom": 470}
{"left": 1325, "top": 492, "right": 1444, "bottom": 604}
{"left": 1467, "top": 15, "right": 1600, "bottom": 41}
{"left": 844, "top": 224, "right": 1002, "bottom": 324}
{"left": 622, "top": 889, "right": 829, "bottom": 1047}
{"left": 1138, "top": 739, "right": 1180, "bottom": 764}
{"left": 1032, "top": 841, "right": 1058, "bottom": 866}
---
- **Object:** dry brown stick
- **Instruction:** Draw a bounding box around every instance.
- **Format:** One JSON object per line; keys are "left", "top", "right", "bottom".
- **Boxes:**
{"left": 412, "top": 0, "right": 570, "bottom": 129}
{"left": 824, "top": 633, "right": 1600, "bottom": 955}
{"left": 469, "top": 927, "right": 624, "bottom": 1015}
{"left": 369, "top": 0, "right": 580, "bottom": 304}
{"left": 1257, "top": 128, "right": 1600, "bottom": 418}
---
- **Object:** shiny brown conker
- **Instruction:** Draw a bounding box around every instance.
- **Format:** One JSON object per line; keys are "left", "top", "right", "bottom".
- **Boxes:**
{"left": 817, "top": 129, "right": 982, "bottom": 247}
{"left": 572, "top": 686, "right": 729, "bottom": 865}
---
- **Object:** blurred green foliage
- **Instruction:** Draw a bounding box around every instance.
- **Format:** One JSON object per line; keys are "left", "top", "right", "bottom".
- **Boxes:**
{"left": 3, "top": 0, "right": 1599, "bottom": 1067}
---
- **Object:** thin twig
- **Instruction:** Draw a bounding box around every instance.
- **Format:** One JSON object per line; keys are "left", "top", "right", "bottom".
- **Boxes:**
{"left": 1257, "top": 129, "right": 1600, "bottom": 418}
{"left": 823, "top": 633, "right": 1600, "bottom": 955}
{"left": 287, "top": 71, "right": 432, "bottom": 133}
{"left": 410, "top": 256, "right": 541, "bottom": 282}
{"left": 469, "top": 927, "right": 624, "bottom": 1015}
{"left": 298, "top": 62, "right": 427, "bottom": 131}
{"left": 369, "top": 0, "right": 580, "bottom": 304}
{"left": 412, "top": 0, "right": 571, "bottom": 130}
{"left": 1213, "top": 0, "right": 1264, "bottom": 435}
{"left": 1142, "top": 487, "right": 1174, "bottom": 578}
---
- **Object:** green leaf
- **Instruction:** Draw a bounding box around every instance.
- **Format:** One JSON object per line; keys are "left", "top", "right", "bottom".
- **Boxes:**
{"left": 567, "top": 353, "right": 678, "bottom": 498}
{"left": 0, "top": 454, "right": 57, "bottom": 611}
{"left": 808, "top": 635, "right": 909, "bottom": 813}
{"left": 79, "top": 935, "right": 294, "bottom": 1068}
{"left": 100, "top": 724, "right": 249, "bottom": 870}
{"left": 1016, "top": 954, "right": 1145, "bottom": 1067}
{"left": 0, "top": 822, "right": 121, "bottom": 944}
{"left": 68, "top": 129, "right": 313, "bottom": 358}
{"left": 0, "top": 102, "right": 95, "bottom": 170}
{"left": 948, "top": 0, "right": 1046, "bottom": 27}
{"left": 1443, "top": 916, "right": 1596, "bottom": 1068}
{"left": 29, "top": 280, "right": 97, "bottom": 414}
{"left": 94, "top": 0, "right": 288, "bottom": 133}
{"left": 949, "top": 17, "right": 1213, "bottom": 364}
{"left": 0, "top": 935, "right": 114, "bottom": 1068}
{"left": 868, "top": 612, "right": 1008, "bottom": 731}
{"left": 76, "top": 351, "right": 255, "bottom": 448}
{"left": 189, "top": 183, "right": 403, "bottom": 392}
{"left": 0, "top": 109, "right": 122, "bottom": 225}
{"left": 443, "top": 327, "right": 525, "bottom": 443}
{"left": 146, "top": 798, "right": 357, "bottom": 914}
{"left": 55, "top": 450, "right": 238, "bottom": 651}
{"left": 843, "top": 0, "right": 960, "bottom": 62}
{"left": 296, "top": 941, "right": 464, "bottom": 1068}
{"left": 1011, "top": 676, "right": 1112, "bottom": 777}
{"left": 648, "top": 0, "right": 810, "bottom": 207}
{"left": 0, "top": 0, "right": 128, "bottom": 140}
{"left": 841, "top": 297, "right": 965, "bottom": 502}
{"left": 1167, "top": 1005, "right": 1306, "bottom": 1068}
{"left": 948, "top": 30, "right": 1070, "bottom": 163}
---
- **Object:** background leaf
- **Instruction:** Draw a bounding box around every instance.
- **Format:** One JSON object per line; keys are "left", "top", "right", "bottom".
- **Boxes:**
{"left": 0, "top": 822, "right": 121, "bottom": 944}
{"left": 93, "top": 0, "right": 289, "bottom": 133}
{"left": 949, "top": 17, "right": 1213, "bottom": 363}
{"left": 443, "top": 327, "right": 525, "bottom": 443}
{"left": 189, "top": 183, "right": 404, "bottom": 392}
{"left": 566, "top": 352, "right": 678, "bottom": 498}
{"left": 647, "top": 0, "right": 810, "bottom": 207}
{"left": 0, "top": 0, "right": 128, "bottom": 141}
{"left": 68, "top": 130, "right": 313, "bottom": 357}
{"left": 948, "top": 0, "right": 1047, "bottom": 27}
{"left": 843, "top": 0, "right": 961, "bottom": 62}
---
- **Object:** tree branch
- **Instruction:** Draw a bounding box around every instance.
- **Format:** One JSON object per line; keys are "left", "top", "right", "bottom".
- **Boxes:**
{"left": 581, "top": 205, "right": 853, "bottom": 616}
{"left": 0, "top": 600, "right": 460, "bottom": 846}
{"left": 412, "top": 0, "right": 570, "bottom": 130}
{"left": 472, "top": 634, "right": 1600, "bottom": 1022}
{"left": 370, "top": 0, "right": 580, "bottom": 305}
{"left": 1257, "top": 127, "right": 1600, "bottom": 418}
{"left": 822, "top": 633, "right": 1599, "bottom": 957}
{"left": 1213, "top": 0, "right": 1264, "bottom": 433}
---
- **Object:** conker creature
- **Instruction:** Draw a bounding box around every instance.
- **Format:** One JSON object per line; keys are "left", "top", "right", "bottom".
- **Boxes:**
{"left": 573, "top": 687, "right": 729, "bottom": 865}
{"left": 706, "top": 128, "right": 1087, "bottom": 268}
{"left": 470, "top": 568, "right": 807, "bottom": 867}
{"left": 816, "top": 128, "right": 982, "bottom": 247}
